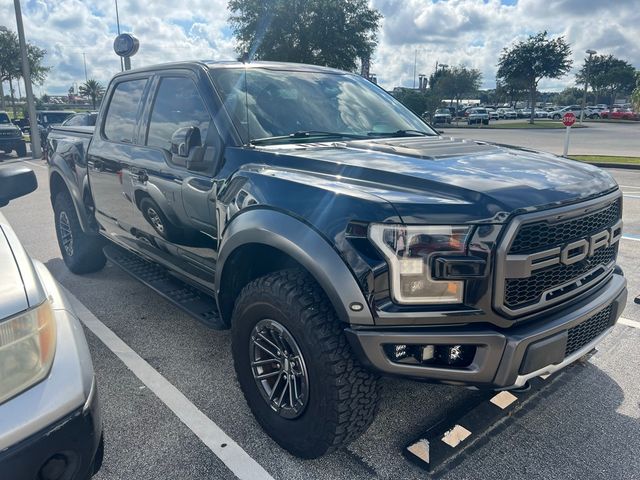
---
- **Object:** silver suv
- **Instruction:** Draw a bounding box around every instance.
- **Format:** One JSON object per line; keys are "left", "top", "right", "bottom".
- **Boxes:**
{"left": 0, "top": 166, "right": 103, "bottom": 480}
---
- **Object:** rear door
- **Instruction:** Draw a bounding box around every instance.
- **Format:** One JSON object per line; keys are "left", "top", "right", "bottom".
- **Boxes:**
{"left": 87, "top": 75, "right": 150, "bottom": 241}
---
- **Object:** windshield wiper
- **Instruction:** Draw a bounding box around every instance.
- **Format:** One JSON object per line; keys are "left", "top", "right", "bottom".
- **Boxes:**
{"left": 251, "top": 130, "right": 368, "bottom": 145}
{"left": 367, "top": 129, "right": 434, "bottom": 138}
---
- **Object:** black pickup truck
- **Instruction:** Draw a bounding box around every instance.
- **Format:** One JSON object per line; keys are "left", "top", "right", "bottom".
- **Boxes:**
{"left": 47, "top": 61, "right": 627, "bottom": 458}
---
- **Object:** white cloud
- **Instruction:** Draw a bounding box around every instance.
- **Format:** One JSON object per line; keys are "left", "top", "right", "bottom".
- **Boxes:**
{"left": 1, "top": 0, "right": 638, "bottom": 95}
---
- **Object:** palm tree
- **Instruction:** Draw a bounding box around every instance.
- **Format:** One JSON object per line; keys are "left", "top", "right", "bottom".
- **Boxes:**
{"left": 79, "top": 79, "right": 105, "bottom": 109}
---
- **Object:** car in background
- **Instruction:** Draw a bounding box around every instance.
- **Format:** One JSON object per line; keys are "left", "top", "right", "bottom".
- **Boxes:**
{"left": 601, "top": 108, "right": 637, "bottom": 120}
{"left": 432, "top": 108, "right": 452, "bottom": 124}
{"left": 0, "top": 165, "right": 103, "bottom": 480}
{"left": 497, "top": 108, "right": 517, "bottom": 119}
{"left": 0, "top": 111, "right": 27, "bottom": 158}
{"left": 487, "top": 109, "right": 499, "bottom": 120}
{"left": 467, "top": 107, "right": 490, "bottom": 125}
{"left": 61, "top": 112, "right": 99, "bottom": 127}
{"left": 549, "top": 105, "right": 591, "bottom": 120}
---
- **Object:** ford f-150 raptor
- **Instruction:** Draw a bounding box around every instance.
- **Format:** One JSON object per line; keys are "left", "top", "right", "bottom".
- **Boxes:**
{"left": 47, "top": 60, "right": 627, "bottom": 458}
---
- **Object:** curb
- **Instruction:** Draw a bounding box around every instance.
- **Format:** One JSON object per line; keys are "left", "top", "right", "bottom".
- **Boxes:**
{"left": 586, "top": 162, "right": 640, "bottom": 170}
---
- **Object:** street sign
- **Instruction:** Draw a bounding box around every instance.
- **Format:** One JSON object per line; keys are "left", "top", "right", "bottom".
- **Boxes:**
{"left": 562, "top": 112, "right": 576, "bottom": 127}
{"left": 562, "top": 112, "right": 576, "bottom": 156}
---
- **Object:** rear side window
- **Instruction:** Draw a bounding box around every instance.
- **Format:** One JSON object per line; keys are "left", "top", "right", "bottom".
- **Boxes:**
{"left": 103, "top": 79, "right": 147, "bottom": 143}
{"left": 63, "top": 114, "right": 85, "bottom": 126}
{"left": 146, "top": 77, "right": 211, "bottom": 151}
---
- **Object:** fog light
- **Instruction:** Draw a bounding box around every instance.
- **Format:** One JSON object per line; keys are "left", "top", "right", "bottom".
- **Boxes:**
{"left": 390, "top": 344, "right": 408, "bottom": 361}
{"left": 435, "top": 344, "right": 476, "bottom": 367}
{"left": 420, "top": 345, "right": 435, "bottom": 362}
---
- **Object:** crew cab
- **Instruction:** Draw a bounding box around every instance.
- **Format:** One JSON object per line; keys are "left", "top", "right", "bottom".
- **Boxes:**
{"left": 47, "top": 61, "right": 627, "bottom": 459}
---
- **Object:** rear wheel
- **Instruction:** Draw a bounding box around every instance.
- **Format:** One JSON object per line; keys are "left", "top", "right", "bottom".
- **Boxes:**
{"left": 54, "top": 193, "right": 106, "bottom": 274}
{"left": 16, "top": 141, "right": 27, "bottom": 157}
{"left": 231, "top": 269, "right": 380, "bottom": 458}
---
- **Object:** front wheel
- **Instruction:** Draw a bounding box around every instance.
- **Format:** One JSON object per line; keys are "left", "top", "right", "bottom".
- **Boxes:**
{"left": 232, "top": 269, "right": 380, "bottom": 458}
{"left": 54, "top": 193, "right": 106, "bottom": 274}
{"left": 16, "top": 141, "right": 27, "bottom": 157}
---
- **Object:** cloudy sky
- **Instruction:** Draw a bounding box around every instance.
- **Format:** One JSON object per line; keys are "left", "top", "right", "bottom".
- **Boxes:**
{"left": 1, "top": 0, "right": 639, "bottom": 96}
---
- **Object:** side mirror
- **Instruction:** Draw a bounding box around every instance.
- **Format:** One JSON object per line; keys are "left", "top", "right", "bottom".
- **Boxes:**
{"left": 171, "top": 126, "right": 201, "bottom": 158}
{"left": 0, "top": 166, "right": 37, "bottom": 207}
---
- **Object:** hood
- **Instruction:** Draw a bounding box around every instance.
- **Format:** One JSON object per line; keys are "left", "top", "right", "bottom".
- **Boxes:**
{"left": 256, "top": 135, "right": 618, "bottom": 223}
{"left": 0, "top": 123, "right": 21, "bottom": 133}
{"left": 0, "top": 223, "right": 29, "bottom": 319}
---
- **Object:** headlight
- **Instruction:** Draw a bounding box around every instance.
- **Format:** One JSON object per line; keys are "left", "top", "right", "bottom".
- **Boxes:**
{"left": 369, "top": 224, "right": 471, "bottom": 304}
{"left": 0, "top": 300, "right": 57, "bottom": 405}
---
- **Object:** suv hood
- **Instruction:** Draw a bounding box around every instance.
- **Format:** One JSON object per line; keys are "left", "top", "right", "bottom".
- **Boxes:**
{"left": 257, "top": 136, "right": 618, "bottom": 223}
{"left": 0, "top": 213, "right": 46, "bottom": 319}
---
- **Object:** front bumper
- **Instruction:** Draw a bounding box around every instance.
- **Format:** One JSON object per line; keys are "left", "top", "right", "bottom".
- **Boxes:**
{"left": 0, "top": 383, "right": 102, "bottom": 480}
{"left": 0, "top": 136, "right": 23, "bottom": 149}
{"left": 347, "top": 273, "right": 627, "bottom": 388}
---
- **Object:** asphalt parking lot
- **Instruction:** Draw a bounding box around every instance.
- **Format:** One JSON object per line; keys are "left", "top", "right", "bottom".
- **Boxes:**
{"left": 1, "top": 150, "right": 639, "bottom": 480}
{"left": 444, "top": 120, "right": 640, "bottom": 157}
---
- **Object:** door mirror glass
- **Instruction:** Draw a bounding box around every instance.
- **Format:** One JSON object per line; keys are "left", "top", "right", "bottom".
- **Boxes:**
{"left": 0, "top": 166, "right": 37, "bottom": 207}
{"left": 171, "top": 126, "right": 201, "bottom": 158}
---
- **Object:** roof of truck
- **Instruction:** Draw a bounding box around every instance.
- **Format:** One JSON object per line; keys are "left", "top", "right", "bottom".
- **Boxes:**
{"left": 113, "top": 60, "right": 349, "bottom": 78}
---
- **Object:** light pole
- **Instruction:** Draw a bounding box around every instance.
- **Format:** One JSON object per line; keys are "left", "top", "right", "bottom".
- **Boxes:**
{"left": 580, "top": 49, "right": 596, "bottom": 124}
{"left": 13, "top": 0, "right": 41, "bottom": 158}
{"left": 82, "top": 52, "right": 88, "bottom": 82}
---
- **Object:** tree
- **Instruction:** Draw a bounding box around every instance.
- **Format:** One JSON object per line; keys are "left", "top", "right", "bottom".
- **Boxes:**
{"left": 631, "top": 72, "right": 640, "bottom": 111}
{"left": 392, "top": 88, "right": 440, "bottom": 118}
{"left": 497, "top": 31, "right": 572, "bottom": 123}
{"left": 430, "top": 65, "right": 482, "bottom": 108}
{"left": 227, "top": 0, "right": 382, "bottom": 72}
{"left": 79, "top": 79, "right": 105, "bottom": 109}
{"left": 0, "top": 26, "right": 50, "bottom": 116}
{"left": 577, "top": 54, "right": 636, "bottom": 105}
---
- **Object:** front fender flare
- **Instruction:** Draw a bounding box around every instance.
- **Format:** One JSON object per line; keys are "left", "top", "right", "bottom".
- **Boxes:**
{"left": 216, "top": 209, "right": 374, "bottom": 325}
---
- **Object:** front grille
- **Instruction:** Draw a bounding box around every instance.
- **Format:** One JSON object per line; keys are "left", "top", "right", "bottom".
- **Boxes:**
{"left": 504, "top": 246, "right": 616, "bottom": 308}
{"left": 565, "top": 306, "right": 613, "bottom": 356}
{"left": 497, "top": 197, "right": 621, "bottom": 316}
{"left": 510, "top": 201, "right": 620, "bottom": 254}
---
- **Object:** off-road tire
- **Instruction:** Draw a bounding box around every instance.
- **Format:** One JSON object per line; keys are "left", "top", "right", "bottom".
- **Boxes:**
{"left": 54, "top": 192, "right": 106, "bottom": 274}
{"left": 231, "top": 268, "right": 380, "bottom": 458}
{"left": 16, "top": 141, "right": 27, "bottom": 158}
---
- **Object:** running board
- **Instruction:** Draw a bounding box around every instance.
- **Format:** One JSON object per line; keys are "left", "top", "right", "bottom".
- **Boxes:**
{"left": 103, "top": 244, "right": 226, "bottom": 329}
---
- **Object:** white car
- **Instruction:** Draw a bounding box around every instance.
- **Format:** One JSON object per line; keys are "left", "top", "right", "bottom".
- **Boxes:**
{"left": 497, "top": 108, "right": 517, "bottom": 119}
{"left": 467, "top": 108, "right": 490, "bottom": 125}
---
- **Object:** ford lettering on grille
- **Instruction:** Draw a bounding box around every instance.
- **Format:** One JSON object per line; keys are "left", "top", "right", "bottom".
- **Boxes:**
{"left": 505, "top": 219, "right": 622, "bottom": 279}
{"left": 494, "top": 194, "right": 623, "bottom": 318}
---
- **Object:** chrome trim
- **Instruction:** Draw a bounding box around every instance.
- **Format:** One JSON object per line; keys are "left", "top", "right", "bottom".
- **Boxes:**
{"left": 83, "top": 377, "right": 97, "bottom": 414}
{"left": 510, "top": 326, "right": 613, "bottom": 388}
{"left": 494, "top": 191, "right": 622, "bottom": 318}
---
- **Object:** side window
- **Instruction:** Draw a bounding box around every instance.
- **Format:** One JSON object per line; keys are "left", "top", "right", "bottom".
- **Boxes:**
{"left": 146, "top": 77, "right": 211, "bottom": 151}
{"left": 103, "top": 78, "right": 148, "bottom": 143}
{"left": 64, "top": 114, "right": 84, "bottom": 126}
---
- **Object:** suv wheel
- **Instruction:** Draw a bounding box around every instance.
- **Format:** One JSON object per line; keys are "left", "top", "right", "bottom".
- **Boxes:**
{"left": 54, "top": 193, "right": 106, "bottom": 274}
{"left": 231, "top": 269, "right": 380, "bottom": 458}
{"left": 139, "top": 197, "right": 182, "bottom": 241}
{"left": 16, "top": 141, "right": 27, "bottom": 158}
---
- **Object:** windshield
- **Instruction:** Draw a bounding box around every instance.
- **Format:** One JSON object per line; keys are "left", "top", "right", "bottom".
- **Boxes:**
{"left": 435, "top": 109, "right": 449, "bottom": 114}
{"left": 210, "top": 67, "right": 435, "bottom": 144}
{"left": 41, "top": 112, "right": 73, "bottom": 125}
{"left": 0, "top": 113, "right": 10, "bottom": 124}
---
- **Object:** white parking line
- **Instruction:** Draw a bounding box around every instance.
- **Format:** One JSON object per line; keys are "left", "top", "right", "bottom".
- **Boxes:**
{"left": 622, "top": 235, "right": 640, "bottom": 242}
{"left": 619, "top": 317, "right": 640, "bottom": 330}
{"left": 61, "top": 286, "right": 275, "bottom": 480}
{"left": 623, "top": 194, "right": 640, "bottom": 199}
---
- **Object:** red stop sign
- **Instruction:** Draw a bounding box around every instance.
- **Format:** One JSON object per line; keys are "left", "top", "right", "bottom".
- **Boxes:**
{"left": 562, "top": 112, "right": 576, "bottom": 127}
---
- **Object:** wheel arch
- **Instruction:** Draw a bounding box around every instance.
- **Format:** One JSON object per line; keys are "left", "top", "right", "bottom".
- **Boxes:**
{"left": 216, "top": 209, "right": 374, "bottom": 327}
{"left": 49, "top": 168, "right": 93, "bottom": 233}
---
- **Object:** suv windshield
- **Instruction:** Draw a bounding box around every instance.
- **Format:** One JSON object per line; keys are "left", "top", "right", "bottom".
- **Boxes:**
{"left": 210, "top": 67, "right": 435, "bottom": 144}
{"left": 0, "top": 113, "right": 10, "bottom": 124}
